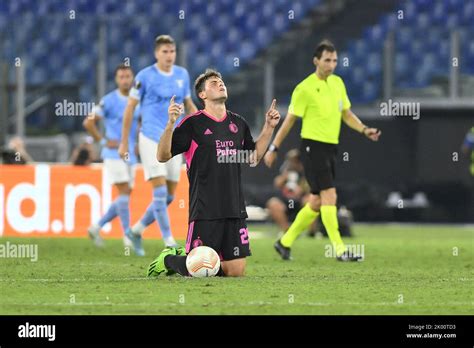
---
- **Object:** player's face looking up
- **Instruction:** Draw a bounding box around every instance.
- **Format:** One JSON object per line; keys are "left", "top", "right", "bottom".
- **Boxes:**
{"left": 115, "top": 68, "right": 134, "bottom": 92}
{"left": 200, "top": 77, "right": 228, "bottom": 105}
{"left": 155, "top": 43, "right": 176, "bottom": 70}
{"left": 314, "top": 50, "right": 338, "bottom": 79}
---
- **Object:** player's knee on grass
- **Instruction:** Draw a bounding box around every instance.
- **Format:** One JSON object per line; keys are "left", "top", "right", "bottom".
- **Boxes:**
{"left": 309, "top": 194, "right": 322, "bottom": 211}
{"left": 320, "top": 188, "right": 337, "bottom": 206}
{"left": 221, "top": 258, "right": 246, "bottom": 277}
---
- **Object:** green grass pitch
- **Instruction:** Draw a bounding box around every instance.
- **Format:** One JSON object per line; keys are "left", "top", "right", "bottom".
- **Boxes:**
{"left": 0, "top": 224, "right": 472, "bottom": 315}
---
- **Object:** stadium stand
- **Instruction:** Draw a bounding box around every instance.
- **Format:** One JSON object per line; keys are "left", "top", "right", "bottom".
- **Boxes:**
{"left": 337, "top": 0, "right": 474, "bottom": 103}
{"left": 0, "top": 0, "right": 320, "bottom": 103}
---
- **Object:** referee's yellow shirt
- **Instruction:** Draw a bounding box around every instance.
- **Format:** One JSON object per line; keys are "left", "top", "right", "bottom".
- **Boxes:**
{"left": 288, "top": 73, "right": 351, "bottom": 144}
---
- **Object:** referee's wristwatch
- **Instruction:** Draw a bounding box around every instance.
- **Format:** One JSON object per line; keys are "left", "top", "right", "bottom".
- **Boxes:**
{"left": 268, "top": 144, "right": 279, "bottom": 153}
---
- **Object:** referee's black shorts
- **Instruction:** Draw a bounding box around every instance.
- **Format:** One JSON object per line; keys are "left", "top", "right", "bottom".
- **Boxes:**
{"left": 300, "top": 138, "right": 337, "bottom": 194}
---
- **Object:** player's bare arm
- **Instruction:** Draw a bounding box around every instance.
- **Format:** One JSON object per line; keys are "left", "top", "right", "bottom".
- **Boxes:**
{"left": 157, "top": 95, "right": 183, "bottom": 162}
{"left": 342, "top": 108, "right": 381, "bottom": 142}
{"left": 119, "top": 97, "right": 139, "bottom": 158}
{"left": 83, "top": 113, "right": 119, "bottom": 148}
{"left": 253, "top": 99, "right": 281, "bottom": 163}
{"left": 263, "top": 112, "right": 297, "bottom": 168}
{"left": 83, "top": 113, "right": 103, "bottom": 143}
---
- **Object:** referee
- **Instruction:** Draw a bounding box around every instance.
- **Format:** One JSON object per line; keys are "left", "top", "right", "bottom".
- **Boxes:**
{"left": 264, "top": 40, "right": 381, "bottom": 261}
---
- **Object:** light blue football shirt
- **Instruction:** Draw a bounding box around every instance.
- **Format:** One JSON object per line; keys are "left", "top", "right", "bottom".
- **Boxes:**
{"left": 129, "top": 64, "right": 191, "bottom": 143}
{"left": 94, "top": 89, "right": 140, "bottom": 164}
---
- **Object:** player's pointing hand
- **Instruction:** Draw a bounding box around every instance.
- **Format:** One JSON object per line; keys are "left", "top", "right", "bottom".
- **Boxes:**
{"left": 270, "top": 99, "right": 276, "bottom": 109}
{"left": 265, "top": 99, "right": 280, "bottom": 129}
{"left": 168, "top": 95, "right": 184, "bottom": 125}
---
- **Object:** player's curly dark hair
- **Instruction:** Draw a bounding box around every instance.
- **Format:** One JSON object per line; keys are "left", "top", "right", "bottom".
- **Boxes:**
{"left": 194, "top": 68, "right": 223, "bottom": 107}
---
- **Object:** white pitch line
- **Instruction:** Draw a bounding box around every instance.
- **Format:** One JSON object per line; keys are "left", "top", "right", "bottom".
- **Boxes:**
{"left": 0, "top": 277, "right": 471, "bottom": 283}
{"left": 354, "top": 222, "right": 474, "bottom": 229}
{"left": 0, "top": 277, "right": 151, "bottom": 282}
{"left": 2, "top": 301, "right": 473, "bottom": 307}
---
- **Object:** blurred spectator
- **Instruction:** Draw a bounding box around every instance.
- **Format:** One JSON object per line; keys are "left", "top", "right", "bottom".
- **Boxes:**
{"left": 461, "top": 126, "right": 474, "bottom": 220}
{"left": 70, "top": 136, "right": 98, "bottom": 165}
{"left": 266, "top": 149, "right": 311, "bottom": 232}
{"left": 461, "top": 126, "right": 474, "bottom": 177}
{"left": 2, "top": 136, "right": 34, "bottom": 164}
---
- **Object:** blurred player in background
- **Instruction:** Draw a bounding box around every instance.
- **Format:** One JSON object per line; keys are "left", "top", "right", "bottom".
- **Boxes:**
{"left": 462, "top": 126, "right": 474, "bottom": 177}
{"left": 462, "top": 126, "right": 474, "bottom": 219}
{"left": 119, "top": 35, "right": 198, "bottom": 255}
{"left": 83, "top": 64, "right": 140, "bottom": 248}
{"left": 265, "top": 40, "right": 381, "bottom": 261}
{"left": 265, "top": 149, "right": 311, "bottom": 232}
{"left": 146, "top": 69, "right": 280, "bottom": 277}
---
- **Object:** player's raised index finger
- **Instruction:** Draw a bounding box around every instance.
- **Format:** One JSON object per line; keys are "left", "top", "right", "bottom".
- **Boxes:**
{"left": 170, "top": 95, "right": 176, "bottom": 105}
{"left": 270, "top": 99, "right": 276, "bottom": 110}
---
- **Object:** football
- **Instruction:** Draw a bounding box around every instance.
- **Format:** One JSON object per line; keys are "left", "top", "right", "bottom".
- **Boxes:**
{"left": 186, "top": 246, "right": 221, "bottom": 277}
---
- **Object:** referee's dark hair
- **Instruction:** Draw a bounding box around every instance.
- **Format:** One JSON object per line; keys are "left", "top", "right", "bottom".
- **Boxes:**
{"left": 314, "top": 40, "right": 336, "bottom": 59}
{"left": 194, "top": 68, "right": 223, "bottom": 107}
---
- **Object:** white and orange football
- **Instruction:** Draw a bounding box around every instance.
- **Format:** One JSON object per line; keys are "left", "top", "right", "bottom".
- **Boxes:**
{"left": 186, "top": 246, "right": 221, "bottom": 277}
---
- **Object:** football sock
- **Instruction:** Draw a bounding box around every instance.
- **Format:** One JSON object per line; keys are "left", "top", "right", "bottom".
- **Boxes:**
{"left": 216, "top": 267, "right": 225, "bottom": 277}
{"left": 164, "top": 255, "right": 225, "bottom": 277}
{"left": 137, "top": 203, "right": 155, "bottom": 229}
{"left": 116, "top": 194, "right": 130, "bottom": 233}
{"left": 281, "top": 204, "right": 319, "bottom": 248}
{"left": 135, "top": 194, "right": 175, "bottom": 234}
{"left": 131, "top": 220, "right": 146, "bottom": 235}
{"left": 152, "top": 186, "right": 172, "bottom": 239}
{"left": 164, "top": 255, "right": 188, "bottom": 276}
{"left": 97, "top": 201, "right": 118, "bottom": 227}
{"left": 320, "top": 205, "right": 346, "bottom": 256}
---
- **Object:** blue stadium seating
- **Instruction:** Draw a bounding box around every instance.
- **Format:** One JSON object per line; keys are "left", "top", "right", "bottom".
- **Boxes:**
{"left": 1, "top": 0, "right": 472, "bottom": 104}
{"left": 0, "top": 0, "right": 320, "bottom": 103}
{"left": 338, "top": 0, "right": 474, "bottom": 103}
